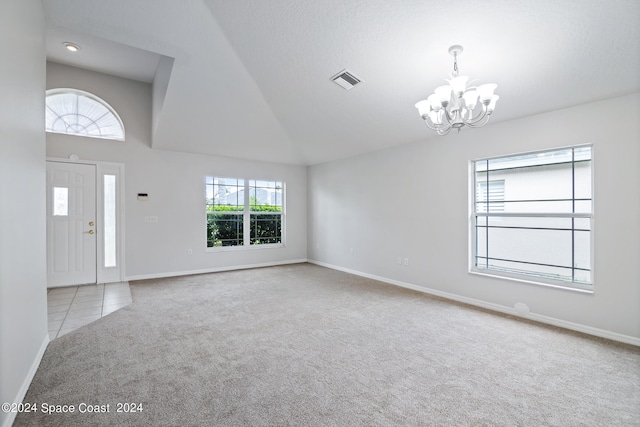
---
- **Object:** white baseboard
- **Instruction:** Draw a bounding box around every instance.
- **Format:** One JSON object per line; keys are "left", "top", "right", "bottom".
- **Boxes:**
{"left": 308, "top": 259, "right": 640, "bottom": 347}
{"left": 126, "top": 259, "right": 308, "bottom": 282}
{"left": 2, "top": 335, "right": 49, "bottom": 427}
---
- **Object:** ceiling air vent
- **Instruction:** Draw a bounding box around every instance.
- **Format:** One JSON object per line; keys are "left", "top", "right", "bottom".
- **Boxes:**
{"left": 331, "top": 69, "right": 363, "bottom": 90}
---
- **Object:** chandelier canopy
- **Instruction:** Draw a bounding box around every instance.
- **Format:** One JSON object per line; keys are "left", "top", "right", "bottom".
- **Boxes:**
{"left": 415, "top": 45, "right": 498, "bottom": 135}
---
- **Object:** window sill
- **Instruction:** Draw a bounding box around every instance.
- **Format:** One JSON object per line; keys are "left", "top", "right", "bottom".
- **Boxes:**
{"left": 469, "top": 269, "right": 594, "bottom": 294}
{"left": 206, "top": 243, "right": 285, "bottom": 253}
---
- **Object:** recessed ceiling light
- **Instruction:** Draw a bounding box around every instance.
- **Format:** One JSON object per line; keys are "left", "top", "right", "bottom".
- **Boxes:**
{"left": 63, "top": 42, "right": 80, "bottom": 52}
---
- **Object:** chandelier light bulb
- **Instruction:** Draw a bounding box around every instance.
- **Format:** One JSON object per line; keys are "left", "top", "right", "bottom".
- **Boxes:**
{"left": 463, "top": 89, "right": 479, "bottom": 110}
{"left": 429, "top": 110, "right": 442, "bottom": 125}
{"left": 448, "top": 75, "right": 469, "bottom": 97}
{"left": 477, "top": 84, "right": 498, "bottom": 103}
{"left": 415, "top": 45, "right": 499, "bottom": 135}
{"left": 434, "top": 85, "right": 452, "bottom": 105}
{"left": 487, "top": 95, "right": 500, "bottom": 112}
{"left": 415, "top": 100, "right": 430, "bottom": 118}
{"left": 428, "top": 94, "right": 442, "bottom": 111}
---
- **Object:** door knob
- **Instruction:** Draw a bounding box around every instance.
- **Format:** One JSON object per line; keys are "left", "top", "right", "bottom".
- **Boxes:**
{"left": 85, "top": 230, "right": 95, "bottom": 234}
{"left": 89, "top": 221, "right": 94, "bottom": 226}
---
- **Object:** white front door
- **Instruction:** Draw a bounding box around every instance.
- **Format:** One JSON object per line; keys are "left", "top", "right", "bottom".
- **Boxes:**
{"left": 46, "top": 161, "right": 97, "bottom": 287}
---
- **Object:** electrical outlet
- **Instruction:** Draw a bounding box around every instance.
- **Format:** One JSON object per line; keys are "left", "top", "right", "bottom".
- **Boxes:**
{"left": 403, "top": 258, "right": 409, "bottom": 266}
{"left": 397, "top": 256, "right": 402, "bottom": 265}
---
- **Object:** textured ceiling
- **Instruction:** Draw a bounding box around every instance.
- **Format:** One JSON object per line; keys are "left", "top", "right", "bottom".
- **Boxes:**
{"left": 43, "top": 0, "right": 640, "bottom": 165}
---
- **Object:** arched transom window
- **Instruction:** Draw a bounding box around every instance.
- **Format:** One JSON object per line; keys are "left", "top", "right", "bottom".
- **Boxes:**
{"left": 45, "top": 88, "right": 125, "bottom": 140}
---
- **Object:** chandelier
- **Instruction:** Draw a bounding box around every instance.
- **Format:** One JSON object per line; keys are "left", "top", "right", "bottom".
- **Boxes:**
{"left": 415, "top": 45, "right": 499, "bottom": 135}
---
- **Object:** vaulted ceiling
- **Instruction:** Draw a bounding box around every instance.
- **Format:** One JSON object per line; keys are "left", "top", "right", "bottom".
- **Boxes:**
{"left": 43, "top": 0, "right": 640, "bottom": 165}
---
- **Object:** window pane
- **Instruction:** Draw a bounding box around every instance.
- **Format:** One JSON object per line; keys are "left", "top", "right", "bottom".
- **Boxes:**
{"left": 250, "top": 214, "right": 282, "bottom": 245}
{"left": 574, "top": 200, "right": 592, "bottom": 214}
{"left": 574, "top": 228, "right": 591, "bottom": 272}
{"left": 104, "top": 175, "right": 117, "bottom": 267}
{"left": 250, "top": 180, "right": 282, "bottom": 211}
{"left": 574, "top": 160, "right": 592, "bottom": 202}
{"left": 476, "top": 224, "right": 487, "bottom": 260}
{"left": 53, "top": 187, "right": 68, "bottom": 216}
{"left": 487, "top": 226, "right": 573, "bottom": 268}
{"left": 210, "top": 177, "right": 244, "bottom": 211}
{"left": 574, "top": 217, "right": 590, "bottom": 230}
{"left": 206, "top": 182, "right": 214, "bottom": 206}
{"left": 491, "top": 164, "right": 573, "bottom": 212}
{"left": 207, "top": 213, "right": 243, "bottom": 247}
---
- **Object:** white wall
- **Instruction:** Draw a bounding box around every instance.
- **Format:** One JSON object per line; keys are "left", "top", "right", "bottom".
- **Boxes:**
{"left": 0, "top": 2, "right": 48, "bottom": 426}
{"left": 46, "top": 62, "right": 307, "bottom": 279}
{"left": 308, "top": 93, "right": 640, "bottom": 343}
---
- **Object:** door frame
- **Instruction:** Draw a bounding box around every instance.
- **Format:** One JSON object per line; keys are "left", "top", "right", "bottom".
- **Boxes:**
{"left": 46, "top": 157, "right": 126, "bottom": 286}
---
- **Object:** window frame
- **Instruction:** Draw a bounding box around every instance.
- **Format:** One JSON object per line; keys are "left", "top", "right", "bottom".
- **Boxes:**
{"left": 205, "top": 177, "right": 285, "bottom": 251}
{"left": 469, "top": 145, "right": 594, "bottom": 293}
{"left": 45, "top": 88, "right": 125, "bottom": 141}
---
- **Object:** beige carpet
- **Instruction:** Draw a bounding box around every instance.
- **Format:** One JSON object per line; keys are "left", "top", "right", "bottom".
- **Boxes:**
{"left": 15, "top": 263, "right": 640, "bottom": 426}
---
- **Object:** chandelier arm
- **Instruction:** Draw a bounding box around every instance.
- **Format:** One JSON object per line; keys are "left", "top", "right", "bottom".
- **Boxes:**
{"left": 466, "top": 118, "right": 491, "bottom": 128}
{"left": 459, "top": 103, "right": 474, "bottom": 122}
{"left": 436, "top": 121, "right": 452, "bottom": 134}
{"left": 437, "top": 126, "right": 452, "bottom": 136}
{"left": 465, "top": 113, "right": 491, "bottom": 128}
{"left": 441, "top": 108, "right": 455, "bottom": 126}
{"left": 422, "top": 116, "right": 438, "bottom": 131}
{"left": 424, "top": 113, "right": 452, "bottom": 135}
{"left": 464, "top": 106, "right": 489, "bottom": 126}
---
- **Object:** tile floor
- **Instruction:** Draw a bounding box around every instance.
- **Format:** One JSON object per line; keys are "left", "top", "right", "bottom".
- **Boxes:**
{"left": 47, "top": 282, "right": 132, "bottom": 339}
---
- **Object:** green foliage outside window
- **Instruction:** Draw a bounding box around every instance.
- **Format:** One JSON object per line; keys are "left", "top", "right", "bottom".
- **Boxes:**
{"left": 206, "top": 212, "right": 243, "bottom": 247}
{"left": 250, "top": 213, "right": 282, "bottom": 245}
{"left": 207, "top": 202, "right": 282, "bottom": 247}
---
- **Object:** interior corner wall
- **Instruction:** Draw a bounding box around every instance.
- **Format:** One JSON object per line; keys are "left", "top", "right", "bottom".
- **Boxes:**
{"left": 0, "top": 2, "right": 48, "bottom": 426}
{"left": 45, "top": 62, "right": 307, "bottom": 280}
{"left": 308, "top": 93, "right": 640, "bottom": 342}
